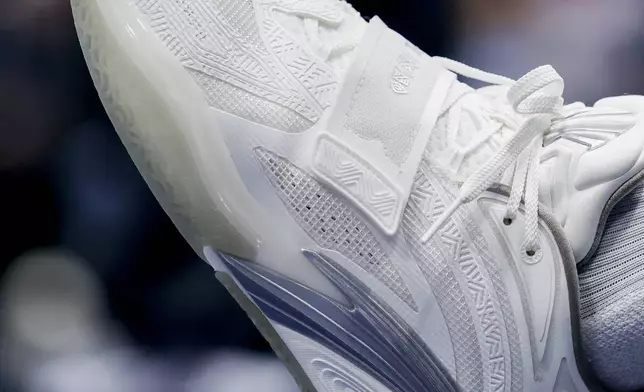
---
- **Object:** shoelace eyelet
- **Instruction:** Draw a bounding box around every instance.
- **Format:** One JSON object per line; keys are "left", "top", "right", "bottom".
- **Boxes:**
{"left": 521, "top": 244, "right": 543, "bottom": 264}
{"left": 503, "top": 217, "right": 513, "bottom": 226}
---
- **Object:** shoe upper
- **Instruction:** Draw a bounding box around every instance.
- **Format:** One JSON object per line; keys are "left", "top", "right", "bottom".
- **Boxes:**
{"left": 132, "top": 0, "right": 644, "bottom": 264}
{"left": 133, "top": 0, "right": 366, "bottom": 133}
{"left": 73, "top": 0, "right": 644, "bottom": 390}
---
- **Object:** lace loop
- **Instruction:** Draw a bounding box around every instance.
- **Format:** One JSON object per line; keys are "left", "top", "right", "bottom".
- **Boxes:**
{"left": 422, "top": 63, "right": 565, "bottom": 259}
{"left": 507, "top": 65, "right": 564, "bottom": 114}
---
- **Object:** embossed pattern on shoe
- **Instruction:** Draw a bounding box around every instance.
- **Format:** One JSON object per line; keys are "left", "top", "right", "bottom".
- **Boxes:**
{"left": 255, "top": 147, "right": 418, "bottom": 311}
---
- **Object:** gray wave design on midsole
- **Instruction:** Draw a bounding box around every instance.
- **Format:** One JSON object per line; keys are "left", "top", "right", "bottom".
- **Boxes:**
{"left": 217, "top": 250, "right": 459, "bottom": 392}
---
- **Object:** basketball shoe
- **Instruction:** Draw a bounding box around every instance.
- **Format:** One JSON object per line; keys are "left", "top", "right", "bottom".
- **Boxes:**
{"left": 71, "top": 0, "right": 644, "bottom": 390}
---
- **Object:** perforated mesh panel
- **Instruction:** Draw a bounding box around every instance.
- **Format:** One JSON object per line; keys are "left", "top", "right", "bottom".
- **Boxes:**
{"left": 255, "top": 148, "right": 418, "bottom": 311}
{"left": 580, "top": 185, "right": 644, "bottom": 390}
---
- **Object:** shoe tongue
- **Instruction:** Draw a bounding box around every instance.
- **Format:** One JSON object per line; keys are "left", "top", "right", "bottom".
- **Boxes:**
{"left": 426, "top": 82, "right": 518, "bottom": 184}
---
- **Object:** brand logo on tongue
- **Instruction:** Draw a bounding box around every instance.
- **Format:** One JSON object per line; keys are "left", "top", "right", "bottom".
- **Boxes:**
{"left": 390, "top": 43, "right": 421, "bottom": 94}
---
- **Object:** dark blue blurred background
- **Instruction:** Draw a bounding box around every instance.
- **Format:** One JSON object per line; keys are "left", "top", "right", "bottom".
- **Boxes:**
{"left": 0, "top": 1, "right": 642, "bottom": 391}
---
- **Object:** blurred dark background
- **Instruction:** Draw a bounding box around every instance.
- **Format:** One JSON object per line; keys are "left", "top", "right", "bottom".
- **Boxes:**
{"left": 0, "top": 1, "right": 643, "bottom": 391}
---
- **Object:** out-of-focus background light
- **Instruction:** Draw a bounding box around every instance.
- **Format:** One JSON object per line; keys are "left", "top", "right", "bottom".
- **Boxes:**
{"left": 0, "top": 1, "right": 642, "bottom": 391}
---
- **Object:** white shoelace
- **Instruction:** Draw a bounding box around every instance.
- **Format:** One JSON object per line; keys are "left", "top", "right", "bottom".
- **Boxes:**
{"left": 421, "top": 59, "right": 567, "bottom": 261}
{"left": 282, "top": 3, "right": 599, "bottom": 258}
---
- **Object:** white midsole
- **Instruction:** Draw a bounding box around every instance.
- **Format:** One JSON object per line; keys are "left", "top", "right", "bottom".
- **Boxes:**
{"left": 70, "top": 0, "right": 291, "bottom": 262}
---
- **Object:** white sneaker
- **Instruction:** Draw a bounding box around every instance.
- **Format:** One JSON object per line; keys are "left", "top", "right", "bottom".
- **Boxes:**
{"left": 71, "top": 0, "right": 644, "bottom": 391}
